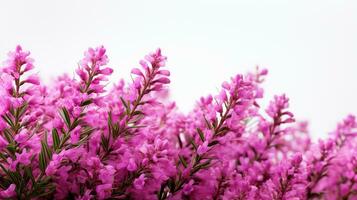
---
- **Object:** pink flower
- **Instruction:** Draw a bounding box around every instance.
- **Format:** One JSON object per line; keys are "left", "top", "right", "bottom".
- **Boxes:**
{"left": 0, "top": 46, "right": 356, "bottom": 200}
{"left": 133, "top": 174, "right": 146, "bottom": 190}
{"left": 0, "top": 184, "right": 16, "bottom": 198}
{"left": 127, "top": 158, "right": 138, "bottom": 171}
{"left": 0, "top": 136, "right": 8, "bottom": 150}
{"left": 14, "top": 129, "right": 28, "bottom": 144}
{"left": 24, "top": 74, "right": 40, "bottom": 85}
{"left": 15, "top": 150, "right": 32, "bottom": 166}
{"left": 96, "top": 184, "right": 112, "bottom": 200}
{"left": 197, "top": 141, "right": 209, "bottom": 155}
{"left": 99, "top": 165, "right": 116, "bottom": 185}
{"left": 183, "top": 180, "right": 194, "bottom": 195}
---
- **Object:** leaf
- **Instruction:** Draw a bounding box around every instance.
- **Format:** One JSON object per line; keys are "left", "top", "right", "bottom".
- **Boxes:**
{"left": 179, "top": 155, "right": 187, "bottom": 168}
{"left": 3, "top": 128, "right": 14, "bottom": 143}
{"left": 217, "top": 126, "right": 229, "bottom": 136}
{"left": 0, "top": 164, "right": 22, "bottom": 186}
{"left": 60, "top": 133, "right": 71, "bottom": 149}
{"left": 16, "top": 102, "right": 28, "bottom": 119}
{"left": 192, "top": 159, "right": 212, "bottom": 174}
{"left": 80, "top": 127, "right": 95, "bottom": 138}
{"left": 1, "top": 114, "right": 14, "bottom": 128}
{"left": 101, "top": 134, "right": 110, "bottom": 152}
{"left": 120, "top": 97, "right": 131, "bottom": 115}
{"left": 111, "top": 123, "right": 120, "bottom": 138}
{"left": 190, "top": 139, "right": 197, "bottom": 150}
{"left": 0, "top": 152, "right": 7, "bottom": 162}
{"left": 132, "top": 110, "right": 144, "bottom": 116}
{"left": 6, "top": 143, "right": 16, "bottom": 154}
{"left": 39, "top": 133, "right": 53, "bottom": 173}
{"left": 167, "top": 178, "right": 175, "bottom": 192}
{"left": 80, "top": 98, "right": 93, "bottom": 107}
{"left": 208, "top": 140, "right": 219, "bottom": 147}
{"left": 107, "top": 112, "right": 113, "bottom": 134}
{"left": 177, "top": 135, "right": 183, "bottom": 148}
{"left": 70, "top": 118, "right": 82, "bottom": 131}
{"left": 24, "top": 166, "right": 35, "bottom": 185}
{"left": 39, "top": 151, "right": 46, "bottom": 173}
{"left": 203, "top": 115, "right": 212, "bottom": 129}
{"left": 52, "top": 129, "right": 60, "bottom": 150}
{"left": 197, "top": 159, "right": 212, "bottom": 169}
{"left": 197, "top": 128, "right": 205, "bottom": 142}
{"left": 72, "top": 134, "right": 90, "bottom": 147}
{"left": 59, "top": 107, "right": 71, "bottom": 128}
{"left": 157, "top": 183, "right": 166, "bottom": 200}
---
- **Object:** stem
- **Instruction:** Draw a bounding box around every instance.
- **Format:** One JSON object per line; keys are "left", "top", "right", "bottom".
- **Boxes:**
{"left": 83, "top": 61, "right": 96, "bottom": 94}
{"left": 214, "top": 99, "right": 233, "bottom": 136}
{"left": 127, "top": 66, "right": 158, "bottom": 122}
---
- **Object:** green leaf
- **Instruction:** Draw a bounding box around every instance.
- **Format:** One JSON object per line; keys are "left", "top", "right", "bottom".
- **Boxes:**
{"left": 24, "top": 166, "right": 35, "bottom": 185}
{"left": 190, "top": 139, "right": 197, "bottom": 150}
{"left": 60, "top": 133, "right": 71, "bottom": 149}
{"left": 3, "top": 129, "right": 14, "bottom": 143}
{"left": 70, "top": 118, "right": 82, "bottom": 131}
{"left": 132, "top": 110, "right": 144, "bottom": 116}
{"left": 192, "top": 159, "right": 212, "bottom": 174}
{"left": 167, "top": 178, "right": 175, "bottom": 192}
{"left": 216, "top": 126, "right": 229, "bottom": 136}
{"left": 80, "top": 127, "right": 95, "bottom": 138}
{"left": 196, "top": 128, "right": 205, "bottom": 142}
{"left": 39, "top": 151, "right": 46, "bottom": 173}
{"left": 6, "top": 143, "right": 17, "bottom": 154}
{"left": 80, "top": 99, "right": 93, "bottom": 107}
{"left": 0, "top": 152, "right": 7, "bottom": 162}
{"left": 179, "top": 155, "right": 187, "bottom": 168}
{"left": 16, "top": 102, "right": 28, "bottom": 119}
{"left": 72, "top": 134, "right": 90, "bottom": 147}
{"left": 177, "top": 135, "right": 183, "bottom": 148}
{"left": 112, "top": 123, "right": 120, "bottom": 138}
{"left": 208, "top": 140, "right": 219, "bottom": 147}
{"left": 203, "top": 115, "right": 212, "bottom": 129}
{"left": 101, "top": 134, "right": 110, "bottom": 152}
{"left": 120, "top": 97, "right": 130, "bottom": 114}
{"left": 39, "top": 133, "right": 52, "bottom": 173}
{"left": 1, "top": 114, "right": 14, "bottom": 128}
{"left": 52, "top": 129, "right": 60, "bottom": 150}
{"left": 59, "top": 107, "right": 71, "bottom": 128}
{"left": 197, "top": 159, "right": 212, "bottom": 169}
{"left": 0, "top": 164, "right": 22, "bottom": 186}
{"left": 157, "top": 183, "right": 166, "bottom": 200}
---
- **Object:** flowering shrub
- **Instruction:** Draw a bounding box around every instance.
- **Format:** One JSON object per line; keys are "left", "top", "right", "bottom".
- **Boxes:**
{"left": 0, "top": 45, "right": 356, "bottom": 200}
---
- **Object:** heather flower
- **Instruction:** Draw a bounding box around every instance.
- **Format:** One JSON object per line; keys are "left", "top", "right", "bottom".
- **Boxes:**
{"left": 96, "top": 183, "right": 112, "bottom": 199}
{"left": 133, "top": 174, "right": 146, "bottom": 190}
{"left": 183, "top": 180, "right": 195, "bottom": 195}
{"left": 76, "top": 46, "right": 112, "bottom": 94}
{"left": 0, "top": 184, "right": 16, "bottom": 198}
{"left": 197, "top": 141, "right": 209, "bottom": 155}
{"left": 15, "top": 150, "right": 32, "bottom": 165}
{"left": 260, "top": 153, "right": 307, "bottom": 200}
{"left": 0, "top": 45, "right": 356, "bottom": 200}
{"left": 0, "top": 136, "right": 8, "bottom": 150}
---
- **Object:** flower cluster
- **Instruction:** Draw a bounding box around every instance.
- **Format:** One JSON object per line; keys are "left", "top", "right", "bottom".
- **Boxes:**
{"left": 0, "top": 45, "right": 356, "bottom": 200}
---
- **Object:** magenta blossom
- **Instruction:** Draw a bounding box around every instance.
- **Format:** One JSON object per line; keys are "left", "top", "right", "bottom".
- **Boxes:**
{"left": 0, "top": 45, "right": 355, "bottom": 200}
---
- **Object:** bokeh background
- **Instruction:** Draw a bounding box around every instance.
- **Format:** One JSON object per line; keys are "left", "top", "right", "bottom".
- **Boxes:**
{"left": 0, "top": 0, "right": 356, "bottom": 139}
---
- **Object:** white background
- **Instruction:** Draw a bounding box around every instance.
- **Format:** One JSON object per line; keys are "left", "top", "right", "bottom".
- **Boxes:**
{"left": 0, "top": 0, "right": 356, "bottom": 139}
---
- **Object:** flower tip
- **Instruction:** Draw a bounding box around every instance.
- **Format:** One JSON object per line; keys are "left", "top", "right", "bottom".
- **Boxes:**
{"left": 156, "top": 48, "right": 162, "bottom": 56}
{"left": 16, "top": 45, "right": 22, "bottom": 52}
{"left": 260, "top": 68, "right": 268, "bottom": 75}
